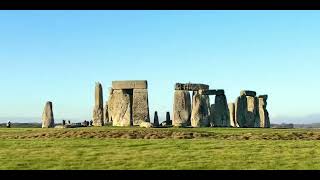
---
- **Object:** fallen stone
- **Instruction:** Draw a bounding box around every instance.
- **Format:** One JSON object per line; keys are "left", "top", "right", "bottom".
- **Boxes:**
{"left": 175, "top": 83, "right": 209, "bottom": 91}
{"left": 42, "top": 101, "right": 55, "bottom": 128}
{"left": 132, "top": 89, "right": 150, "bottom": 125}
{"left": 173, "top": 90, "right": 191, "bottom": 127}
{"left": 112, "top": 80, "right": 148, "bottom": 89}
{"left": 140, "top": 122, "right": 153, "bottom": 128}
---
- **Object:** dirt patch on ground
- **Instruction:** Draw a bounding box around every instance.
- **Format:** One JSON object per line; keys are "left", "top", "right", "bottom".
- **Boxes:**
{"left": 2, "top": 128, "right": 320, "bottom": 140}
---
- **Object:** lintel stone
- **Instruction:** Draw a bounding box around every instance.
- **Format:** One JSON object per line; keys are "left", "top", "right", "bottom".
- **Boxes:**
{"left": 112, "top": 80, "right": 148, "bottom": 90}
{"left": 175, "top": 83, "right": 209, "bottom": 91}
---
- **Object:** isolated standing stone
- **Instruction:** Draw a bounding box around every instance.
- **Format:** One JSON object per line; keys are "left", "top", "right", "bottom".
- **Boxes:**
{"left": 109, "top": 90, "right": 132, "bottom": 127}
{"left": 166, "top": 112, "right": 171, "bottom": 125}
{"left": 93, "top": 82, "right": 104, "bottom": 127}
{"left": 258, "top": 95, "right": 270, "bottom": 128}
{"left": 132, "top": 89, "right": 150, "bottom": 125}
{"left": 173, "top": 90, "right": 191, "bottom": 127}
{"left": 191, "top": 92, "right": 210, "bottom": 127}
{"left": 42, "top": 101, "right": 54, "bottom": 128}
{"left": 154, "top": 111, "right": 159, "bottom": 127}
{"left": 213, "top": 94, "right": 230, "bottom": 127}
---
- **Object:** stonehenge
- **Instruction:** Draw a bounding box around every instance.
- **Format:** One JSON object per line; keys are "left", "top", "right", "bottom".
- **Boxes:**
{"left": 93, "top": 82, "right": 104, "bottom": 127}
{"left": 42, "top": 101, "right": 54, "bottom": 128}
{"left": 108, "top": 80, "right": 150, "bottom": 127}
{"left": 41, "top": 81, "right": 270, "bottom": 129}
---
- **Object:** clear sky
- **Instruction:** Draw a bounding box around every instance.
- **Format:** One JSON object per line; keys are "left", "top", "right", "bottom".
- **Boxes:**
{"left": 0, "top": 10, "right": 320, "bottom": 124}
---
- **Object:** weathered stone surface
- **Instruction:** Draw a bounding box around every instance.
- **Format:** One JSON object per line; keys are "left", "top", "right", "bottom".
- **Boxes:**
{"left": 240, "top": 90, "right": 257, "bottom": 97}
{"left": 154, "top": 111, "right": 159, "bottom": 127}
{"left": 191, "top": 92, "right": 210, "bottom": 127}
{"left": 215, "top": 89, "right": 225, "bottom": 96}
{"left": 228, "top": 103, "right": 239, "bottom": 127}
{"left": 140, "top": 122, "right": 153, "bottom": 128}
{"left": 210, "top": 104, "right": 216, "bottom": 127}
{"left": 175, "top": 83, "right": 209, "bottom": 91}
{"left": 109, "top": 90, "right": 132, "bottom": 127}
{"left": 42, "top": 101, "right": 54, "bottom": 128}
{"left": 166, "top": 112, "right": 171, "bottom": 125}
{"left": 173, "top": 90, "right": 191, "bottom": 127}
{"left": 93, "top": 82, "right": 104, "bottom": 127}
{"left": 258, "top": 95, "right": 268, "bottom": 100}
{"left": 199, "top": 89, "right": 217, "bottom": 95}
{"left": 133, "top": 89, "right": 150, "bottom": 125}
{"left": 107, "top": 88, "right": 114, "bottom": 123}
{"left": 258, "top": 96, "right": 270, "bottom": 128}
{"left": 235, "top": 94, "right": 260, "bottom": 128}
{"left": 104, "top": 101, "right": 109, "bottom": 124}
{"left": 112, "top": 80, "right": 148, "bottom": 90}
{"left": 213, "top": 94, "right": 230, "bottom": 127}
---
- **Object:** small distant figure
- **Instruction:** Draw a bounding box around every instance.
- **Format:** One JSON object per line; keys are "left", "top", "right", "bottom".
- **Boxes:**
{"left": 68, "top": 120, "right": 71, "bottom": 125}
{"left": 89, "top": 120, "right": 93, "bottom": 127}
{"left": 62, "top": 120, "right": 66, "bottom": 126}
{"left": 6, "top": 121, "right": 11, "bottom": 128}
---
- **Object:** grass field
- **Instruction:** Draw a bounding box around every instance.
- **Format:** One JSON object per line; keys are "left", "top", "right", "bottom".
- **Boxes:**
{"left": 1, "top": 127, "right": 320, "bottom": 170}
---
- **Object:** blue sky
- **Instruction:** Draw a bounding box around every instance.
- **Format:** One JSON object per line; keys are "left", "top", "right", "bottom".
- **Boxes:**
{"left": 0, "top": 10, "right": 320, "bottom": 124}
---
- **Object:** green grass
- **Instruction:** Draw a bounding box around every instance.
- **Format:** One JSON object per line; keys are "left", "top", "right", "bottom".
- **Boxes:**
{"left": 1, "top": 127, "right": 320, "bottom": 170}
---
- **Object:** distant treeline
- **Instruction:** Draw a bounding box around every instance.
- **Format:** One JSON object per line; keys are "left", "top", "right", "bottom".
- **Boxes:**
{"left": 0, "top": 123, "right": 42, "bottom": 128}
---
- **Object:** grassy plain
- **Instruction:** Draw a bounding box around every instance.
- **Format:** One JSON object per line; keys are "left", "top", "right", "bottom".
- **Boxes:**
{"left": 0, "top": 127, "right": 320, "bottom": 170}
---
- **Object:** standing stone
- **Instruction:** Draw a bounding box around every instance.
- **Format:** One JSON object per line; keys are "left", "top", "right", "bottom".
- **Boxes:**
{"left": 132, "top": 89, "right": 150, "bottom": 125}
{"left": 191, "top": 92, "right": 210, "bottom": 127}
{"left": 93, "top": 82, "right": 104, "bottom": 127}
{"left": 213, "top": 94, "right": 230, "bottom": 127}
{"left": 173, "top": 90, "right": 191, "bottom": 127}
{"left": 104, "top": 102, "right": 109, "bottom": 125}
{"left": 109, "top": 90, "right": 132, "bottom": 127}
{"left": 210, "top": 104, "right": 215, "bottom": 127}
{"left": 235, "top": 91, "right": 260, "bottom": 128}
{"left": 258, "top": 95, "right": 270, "bottom": 128}
{"left": 228, "top": 103, "right": 239, "bottom": 127}
{"left": 166, "top": 112, "right": 171, "bottom": 124}
{"left": 42, "top": 101, "right": 54, "bottom": 128}
{"left": 154, "top": 111, "right": 159, "bottom": 127}
{"left": 107, "top": 88, "right": 114, "bottom": 123}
